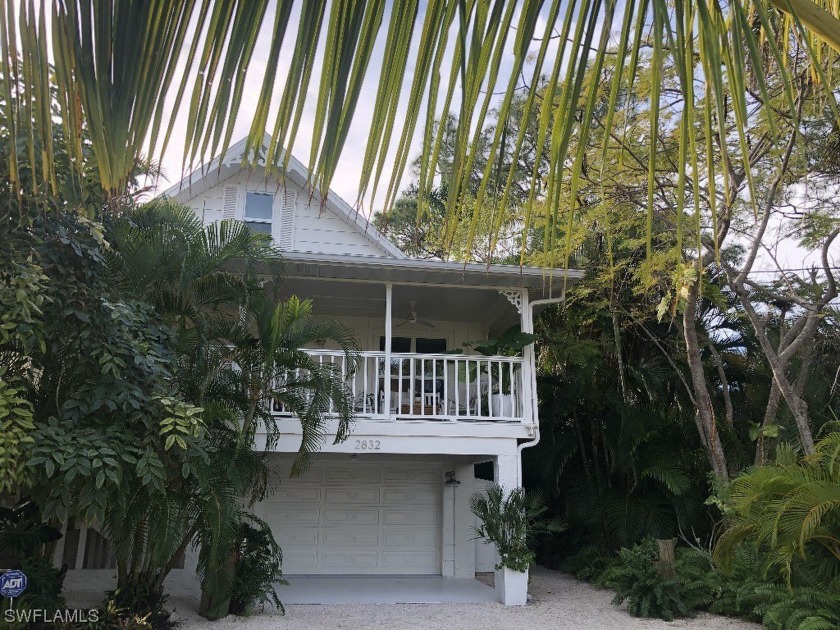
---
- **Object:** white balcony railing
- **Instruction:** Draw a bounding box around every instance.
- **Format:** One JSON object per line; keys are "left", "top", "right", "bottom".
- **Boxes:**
{"left": 271, "top": 350, "right": 527, "bottom": 423}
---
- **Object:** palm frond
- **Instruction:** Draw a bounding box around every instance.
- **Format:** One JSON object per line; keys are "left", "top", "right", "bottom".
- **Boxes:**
{"left": 3, "top": 0, "right": 839, "bottom": 259}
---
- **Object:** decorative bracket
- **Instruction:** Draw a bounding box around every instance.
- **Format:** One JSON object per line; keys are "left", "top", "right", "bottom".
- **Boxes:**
{"left": 499, "top": 290, "right": 523, "bottom": 314}
{"left": 222, "top": 146, "right": 268, "bottom": 168}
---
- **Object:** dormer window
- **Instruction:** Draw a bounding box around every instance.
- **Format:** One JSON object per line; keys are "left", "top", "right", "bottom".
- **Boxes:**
{"left": 244, "top": 192, "right": 273, "bottom": 234}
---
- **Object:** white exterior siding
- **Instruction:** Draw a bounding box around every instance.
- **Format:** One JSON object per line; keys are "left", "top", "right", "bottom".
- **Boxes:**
{"left": 184, "top": 171, "right": 391, "bottom": 257}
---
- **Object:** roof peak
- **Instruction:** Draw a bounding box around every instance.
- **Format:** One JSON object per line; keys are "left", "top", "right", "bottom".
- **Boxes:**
{"left": 161, "top": 135, "right": 405, "bottom": 259}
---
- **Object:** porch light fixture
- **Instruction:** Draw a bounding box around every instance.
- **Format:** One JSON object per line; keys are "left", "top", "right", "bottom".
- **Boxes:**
{"left": 445, "top": 471, "right": 460, "bottom": 487}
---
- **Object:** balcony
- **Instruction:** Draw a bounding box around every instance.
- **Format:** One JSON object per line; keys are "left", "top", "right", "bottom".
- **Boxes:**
{"left": 271, "top": 350, "right": 528, "bottom": 423}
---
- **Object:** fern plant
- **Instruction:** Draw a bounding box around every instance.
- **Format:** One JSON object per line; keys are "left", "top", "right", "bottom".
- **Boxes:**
{"left": 715, "top": 433, "right": 840, "bottom": 584}
{"left": 559, "top": 544, "right": 617, "bottom": 582}
{"left": 597, "top": 538, "right": 690, "bottom": 621}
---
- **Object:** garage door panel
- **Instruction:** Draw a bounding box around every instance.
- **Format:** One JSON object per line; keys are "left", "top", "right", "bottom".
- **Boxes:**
{"left": 273, "top": 487, "right": 321, "bottom": 503}
{"left": 324, "top": 468, "right": 381, "bottom": 484}
{"left": 383, "top": 487, "right": 438, "bottom": 504}
{"left": 383, "top": 509, "right": 438, "bottom": 525}
{"left": 323, "top": 508, "right": 380, "bottom": 525}
{"left": 382, "top": 529, "right": 438, "bottom": 547}
{"left": 381, "top": 551, "right": 439, "bottom": 571}
{"left": 321, "top": 551, "right": 379, "bottom": 569}
{"left": 383, "top": 468, "right": 438, "bottom": 484}
{"left": 275, "top": 528, "right": 319, "bottom": 546}
{"left": 324, "top": 488, "right": 380, "bottom": 503}
{"left": 284, "top": 466, "right": 324, "bottom": 484}
{"left": 321, "top": 531, "right": 379, "bottom": 547}
{"left": 270, "top": 507, "right": 321, "bottom": 525}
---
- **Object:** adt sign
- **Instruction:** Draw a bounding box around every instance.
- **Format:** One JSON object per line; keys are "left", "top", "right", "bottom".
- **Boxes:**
{"left": 0, "top": 570, "right": 27, "bottom": 598}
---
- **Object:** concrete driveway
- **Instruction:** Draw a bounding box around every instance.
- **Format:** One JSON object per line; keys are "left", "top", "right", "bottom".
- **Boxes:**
{"left": 172, "top": 566, "right": 760, "bottom": 629}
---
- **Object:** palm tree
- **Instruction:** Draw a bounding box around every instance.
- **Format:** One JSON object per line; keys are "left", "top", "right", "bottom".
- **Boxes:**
{"left": 2, "top": 0, "right": 838, "bottom": 253}
{"left": 109, "top": 199, "right": 357, "bottom": 466}
{"left": 105, "top": 201, "right": 357, "bottom": 616}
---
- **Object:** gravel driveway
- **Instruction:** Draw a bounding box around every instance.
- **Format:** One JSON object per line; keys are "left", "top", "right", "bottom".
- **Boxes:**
{"left": 173, "top": 566, "right": 759, "bottom": 629}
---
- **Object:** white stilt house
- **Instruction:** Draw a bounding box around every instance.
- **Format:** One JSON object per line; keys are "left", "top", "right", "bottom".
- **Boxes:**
{"left": 61, "top": 137, "right": 581, "bottom": 606}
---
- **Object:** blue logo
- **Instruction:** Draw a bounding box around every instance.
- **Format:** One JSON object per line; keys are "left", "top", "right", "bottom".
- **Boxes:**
{"left": 0, "top": 570, "right": 27, "bottom": 598}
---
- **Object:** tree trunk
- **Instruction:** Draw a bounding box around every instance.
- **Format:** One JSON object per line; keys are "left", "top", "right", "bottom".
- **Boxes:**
{"left": 706, "top": 341, "right": 733, "bottom": 429}
{"left": 682, "top": 284, "right": 729, "bottom": 482}
{"left": 754, "top": 330, "right": 816, "bottom": 454}
{"left": 755, "top": 380, "right": 781, "bottom": 465}
{"left": 611, "top": 308, "right": 628, "bottom": 402}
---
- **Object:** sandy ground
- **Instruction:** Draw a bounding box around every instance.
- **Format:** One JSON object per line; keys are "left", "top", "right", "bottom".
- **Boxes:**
{"left": 172, "top": 566, "right": 760, "bottom": 630}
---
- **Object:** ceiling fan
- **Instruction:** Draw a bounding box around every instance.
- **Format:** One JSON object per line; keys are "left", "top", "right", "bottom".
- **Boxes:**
{"left": 395, "top": 301, "right": 437, "bottom": 329}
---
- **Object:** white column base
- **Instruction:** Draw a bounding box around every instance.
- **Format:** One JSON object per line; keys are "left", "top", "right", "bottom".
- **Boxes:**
{"left": 495, "top": 567, "right": 528, "bottom": 606}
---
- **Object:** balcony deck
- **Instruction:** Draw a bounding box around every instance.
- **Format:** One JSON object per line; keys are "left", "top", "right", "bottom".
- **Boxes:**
{"left": 271, "top": 349, "right": 528, "bottom": 424}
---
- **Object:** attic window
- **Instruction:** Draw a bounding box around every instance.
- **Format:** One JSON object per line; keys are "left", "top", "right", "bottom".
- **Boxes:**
{"left": 244, "top": 192, "right": 273, "bottom": 234}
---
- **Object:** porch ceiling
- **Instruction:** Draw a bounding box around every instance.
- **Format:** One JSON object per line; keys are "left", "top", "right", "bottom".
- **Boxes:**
{"left": 277, "top": 277, "right": 521, "bottom": 332}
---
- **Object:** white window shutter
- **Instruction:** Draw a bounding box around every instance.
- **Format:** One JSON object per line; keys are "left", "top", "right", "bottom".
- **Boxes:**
{"left": 278, "top": 190, "right": 297, "bottom": 250}
{"left": 222, "top": 185, "right": 239, "bottom": 220}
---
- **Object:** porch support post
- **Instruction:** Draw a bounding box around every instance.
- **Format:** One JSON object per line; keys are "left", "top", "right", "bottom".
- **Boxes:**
{"left": 519, "top": 289, "right": 535, "bottom": 425}
{"left": 452, "top": 462, "right": 476, "bottom": 577}
{"left": 383, "top": 283, "right": 393, "bottom": 416}
{"left": 495, "top": 450, "right": 520, "bottom": 489}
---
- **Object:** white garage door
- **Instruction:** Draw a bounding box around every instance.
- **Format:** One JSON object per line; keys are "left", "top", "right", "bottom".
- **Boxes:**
{"left": 262, "top": 462, "right": 442, "bottom": 575}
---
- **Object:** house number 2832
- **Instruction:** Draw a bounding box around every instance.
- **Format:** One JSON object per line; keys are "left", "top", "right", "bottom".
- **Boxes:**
{"left": 354, "top": 439, "right": 380, "bottom": 450}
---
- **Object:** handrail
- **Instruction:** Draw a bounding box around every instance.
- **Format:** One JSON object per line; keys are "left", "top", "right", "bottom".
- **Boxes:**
{"left": 271, "top": 349, "right": 527, "bottom": 423}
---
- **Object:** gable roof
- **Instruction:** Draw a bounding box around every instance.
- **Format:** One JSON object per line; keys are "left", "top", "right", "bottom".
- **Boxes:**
{"left": 161, "top": 134, "right": 405, "bottom": 259}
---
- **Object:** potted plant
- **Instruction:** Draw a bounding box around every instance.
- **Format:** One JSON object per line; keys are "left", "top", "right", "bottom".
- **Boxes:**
{"left": 472, "top": 326, "right": 536, "bottom": 417}
{"left": 470, "top": 484, "right": 563, "bottom": 606}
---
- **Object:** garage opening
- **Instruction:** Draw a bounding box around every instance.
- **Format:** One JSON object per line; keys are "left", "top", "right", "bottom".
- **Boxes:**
{"left": 261, "top": 460, "right": 443, "bottom": 575}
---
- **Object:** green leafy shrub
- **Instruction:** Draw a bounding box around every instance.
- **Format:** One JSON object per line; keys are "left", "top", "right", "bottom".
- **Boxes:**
{"left": 228, "top": 516, "right": 288, "bottom": 615}
{"left": 559, "top": 544, "right": 617, "bottom": 582}
{"left": 597, "top": 538, "right": 689, "bottom": 621}
{"left": 471, "top": 484, "right": 564, "bottom": 572}
{"left": 60, "top": 596, "right": 153, "bottom": 629}
{"left": 107, "top": 585, "right": 173, "bottom": 630}
{"left": 757, "top": 581, "right": 840, "bottom": 629}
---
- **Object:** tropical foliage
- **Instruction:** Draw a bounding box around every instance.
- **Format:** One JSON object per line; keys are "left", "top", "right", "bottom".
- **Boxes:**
{"left": 1, "top": 164, "right": 356, "bottom": 622}
{"left": 597, "top": 538, "right": 689, "bottom": 621}
{"left": 228, "top": 516, "right": 288, "bottom": 616}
